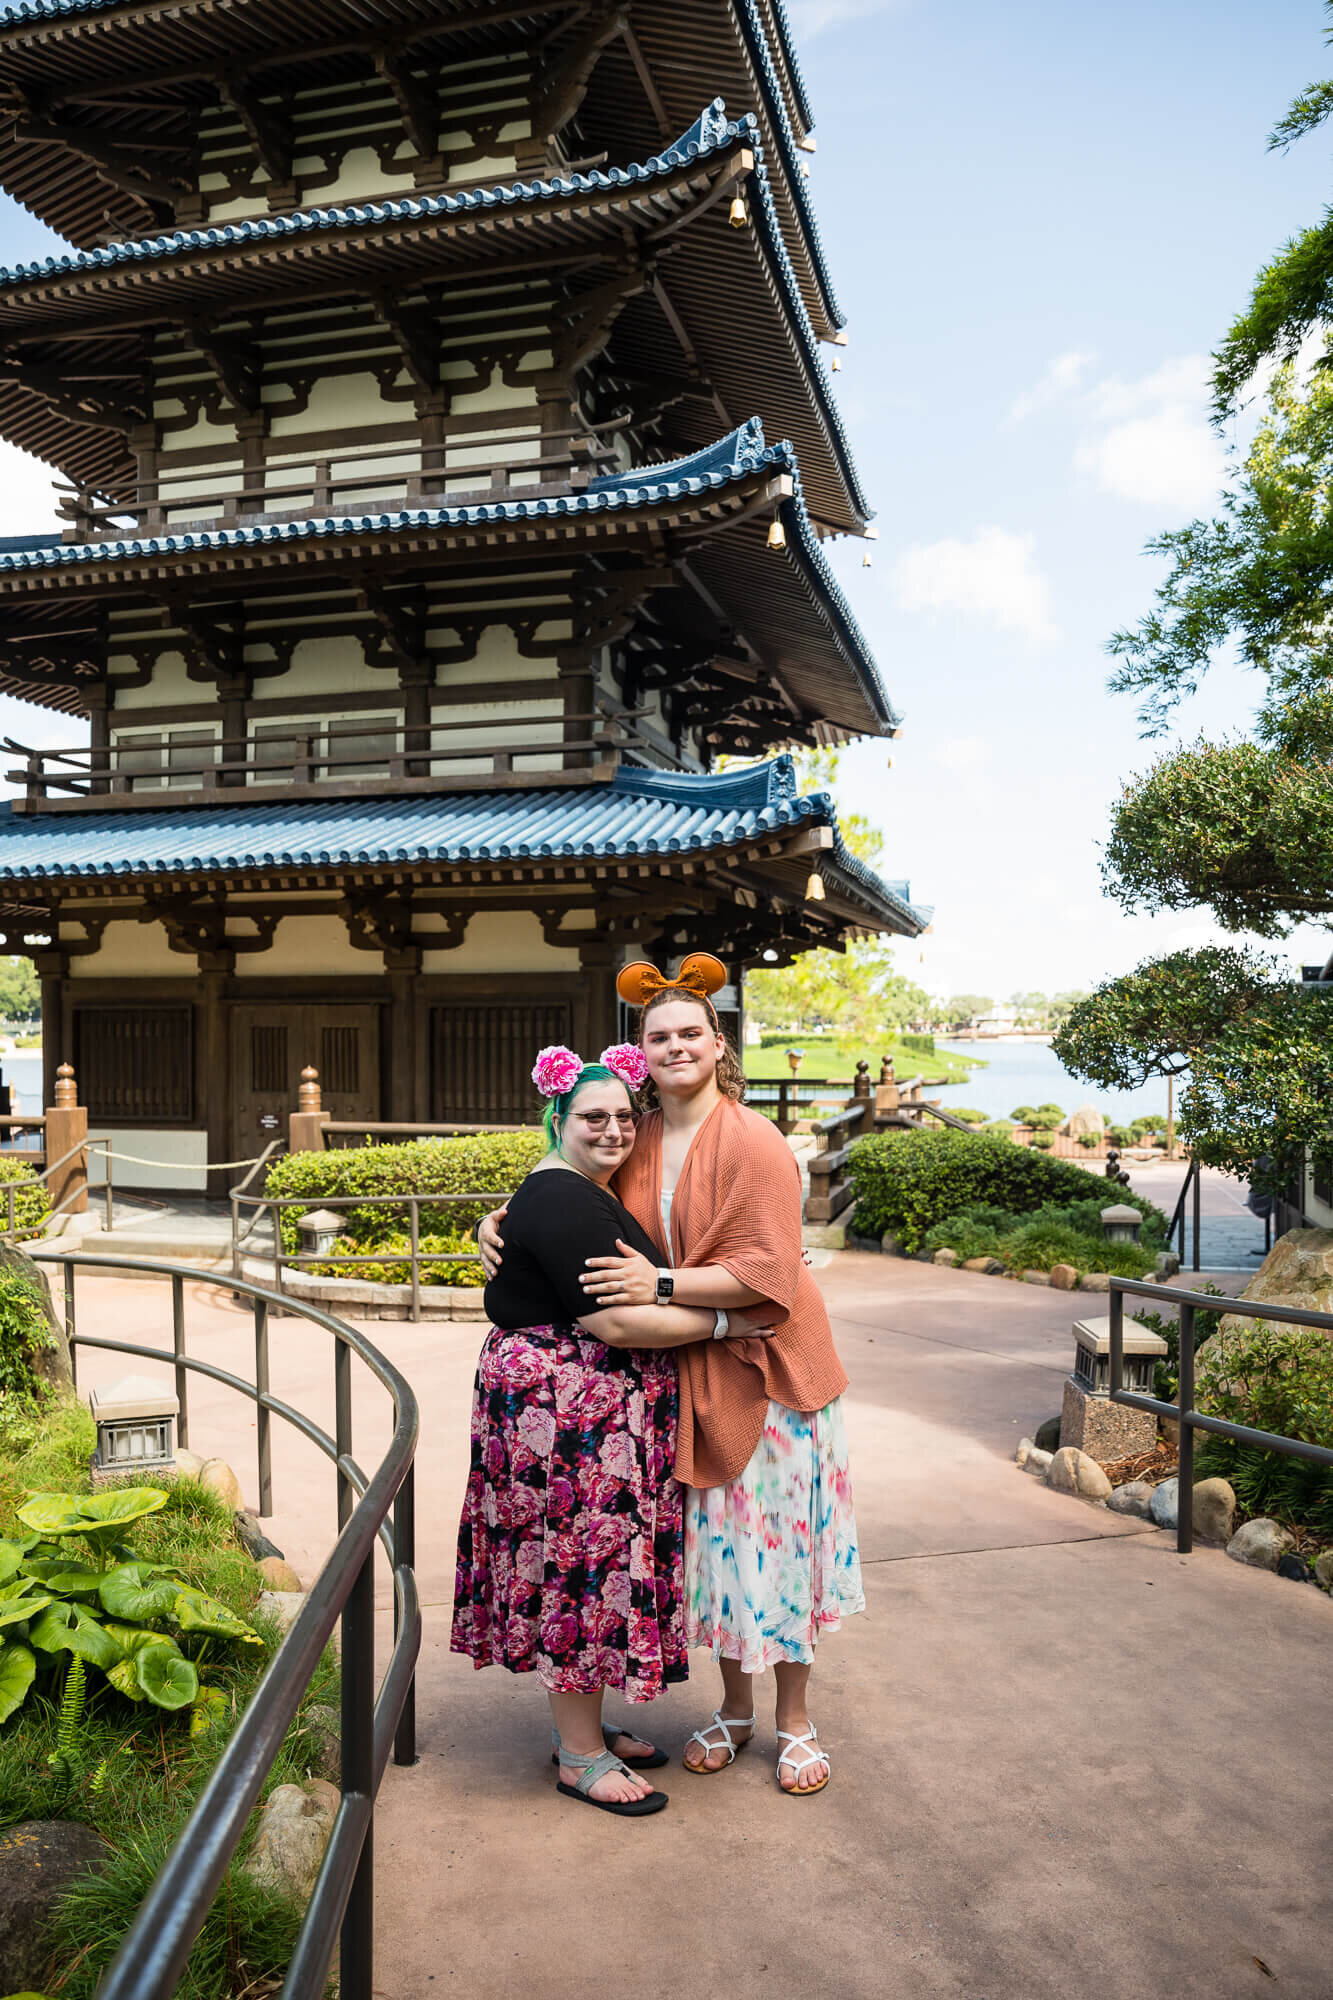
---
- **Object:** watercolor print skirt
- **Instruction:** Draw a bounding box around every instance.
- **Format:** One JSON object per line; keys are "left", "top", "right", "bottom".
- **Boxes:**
{"left": 450, "top": 1324, "right": 687, "bottom": 1703}
{"left": 684, "top": 1395, "right": 866, "bottom": 1671}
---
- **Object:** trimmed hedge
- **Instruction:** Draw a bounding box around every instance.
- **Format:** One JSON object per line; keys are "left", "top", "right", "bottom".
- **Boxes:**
{"left": 0, "top": 1157, "right": 50, "bottom": 1239}
{"left": 847, "top": 1128, "right": 1167, "bottom": 1253}
{"left": 264, "top": 1133, "right": 545, "bottom": 1287}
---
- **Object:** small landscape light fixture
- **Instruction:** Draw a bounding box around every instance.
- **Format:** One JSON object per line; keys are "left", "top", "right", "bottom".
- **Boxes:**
{"left": 1070, "top": 1316, "right": 1167, "bottom": 1400}
{"left": 762, "top": 947, "right": 779, "bottom": 962}
{"left": 89, "top": 1374, "right": 179, "bottom": 1487}
{"left": 728, "top": 193, "right": 748, "bottom": 228}
{"left": 766, "top": 517, "right": 786, "bottom": 551}
{"left": 1100, "top": 1203, "right": 1142, "bottom": 1245}
{"left": 786, "top": 1046, "right": 806, "bottom": 1075}
{"left": 297, "top": 1206, "right": 348, "bottom": 1261}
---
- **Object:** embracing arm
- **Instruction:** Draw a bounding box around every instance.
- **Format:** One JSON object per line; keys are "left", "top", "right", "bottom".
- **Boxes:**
{"left": 579, "top": 1301, "right": 772, "bottom": 1350}
{"left": 580, "top": 1241, "right": 767, "bottom": 1310}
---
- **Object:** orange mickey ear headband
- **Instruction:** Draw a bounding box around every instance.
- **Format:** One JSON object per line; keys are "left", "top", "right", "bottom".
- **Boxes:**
{"left": 616, "top": 952, "right": 728, "bottom": 1009}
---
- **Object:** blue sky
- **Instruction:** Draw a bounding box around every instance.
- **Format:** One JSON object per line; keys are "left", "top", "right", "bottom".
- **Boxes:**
{"left": 0, "top": 1, "right": 1328, "bottom": 1003}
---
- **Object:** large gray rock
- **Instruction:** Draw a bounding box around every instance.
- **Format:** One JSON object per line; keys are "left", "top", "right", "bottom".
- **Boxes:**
{"left": 1046, "top": 1446, "right": 1113, "bottom": 1502}
{"left": 931, "top": 1247, "right": 958, "bottom": 1267}
{"left": 244, "top": 1779, "right": 339, "bottom": 1904}
{"left": 0, "top": 1238, "right": 72, "bottom": 1392}
{"left": 1034, "top": 1416, "right": 1062, "bottom": 1453}
{"left": 1206, "top": 1229, "right": 1333, "bottom": 1370}
{"left": 256, "top": 1589, "right": 305, "bottom": 1635}
{"left": 299, "top": 1703, "right": 341, "bottom": 1783}
{"left": 1191, "top": 1477, "right": 1236, "bottom": 1544}
{"left": 1226, "top": 1518, "right": 1294, "bottom": 1571}
{"left": 199, "top": 1457, "right": 243, "bottom": 1510}
{"left": 963, "top": 1256, "right": 1005, "bottom": 1275}
{"left": 235, "top": 1509, "right": 286, "bottom": 1564}
{"left": 1065, "top": 1103, "right": 1105, "bottom": 1138}
{"left": 1149, "top": 1478, "right": 1179, "bottom": 1529}
{"left": 1048, "top": 1263, "right": 1078, "bottom": 1291}
{"left": 1021, "top": 1269, "right": 1051, "bottom": 1287}
{"left": 0, "top": 1820, "right": 107, "bottom": 1988}
{"left": 1108, "top": 1479, "right": 1155, "bottom": 1518}
{"left": 1078, "top": 1272, "right": 1111, "bottom": 1293}
{"left": 1022, "top": 1446, "right": 1054, "bottom": 1478}
{"left": 1315, "top": 1550, "right": 1333, "bottom": 1589}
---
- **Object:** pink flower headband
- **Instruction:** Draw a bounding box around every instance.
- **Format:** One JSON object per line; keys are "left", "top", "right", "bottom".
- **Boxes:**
{"left": 531, "top": 1042, "right": 649, "bottom": 1099}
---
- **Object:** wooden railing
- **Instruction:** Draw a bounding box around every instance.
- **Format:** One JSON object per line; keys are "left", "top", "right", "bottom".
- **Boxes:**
{"left": 805, "top": 1063, "right": 875, "bottom": 1224}
{"left": 53, "top": 426, "right": 621, "bottom": 541}
{"left": 5, "top": 707, "right": 649, "bottom": 810}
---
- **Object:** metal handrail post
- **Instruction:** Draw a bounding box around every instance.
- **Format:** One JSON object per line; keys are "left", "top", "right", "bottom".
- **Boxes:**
{"left": 340, "top": 1544, "right": 376, "bottom": 2000}
{"left": 1191, "top": 1163, "right": 1201, "bottom": 1272}
{"left": 1176, "top": 1302, "right": 1195, "bottom": 1553}
{"left": 393, "top": 1461, "right": 417, "bottom": 1768}
{"left": 65, "top": 1262, "right": 76, "bottom": 1390}
{"left": 104, "top": 1139, "right": 113, "bottom": 1231}
{"left": 254, "top": 1296, "right": 273, "bottom": 1517}
{"left": 409, "top": 1198, "right": 420, "bottom": 1322}
{"left": 336, "top": 1339, "right": 354, "bottom": 1532}
{"left": 172, "top": 1273, "right": 189, "bottom": 1451}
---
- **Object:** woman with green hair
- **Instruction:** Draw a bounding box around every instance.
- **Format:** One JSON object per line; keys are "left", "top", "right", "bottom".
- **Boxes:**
{"left": 451, "top": 1042, "right": 758, "bottom": 1819}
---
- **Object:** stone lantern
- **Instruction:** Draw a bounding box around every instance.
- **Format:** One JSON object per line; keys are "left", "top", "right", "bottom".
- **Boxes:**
{"left": 1058, "top": 1315, "right": 1168, "bottom": 1463}
{"left": 89, "top": 1374, "right": 179, "bottom": 1487}
{"left": 296, "top": 1207, "right": 347, "bottom": 1261}
{"left": 1100, "top": 1203, "right": 1142, "bottom": 1244}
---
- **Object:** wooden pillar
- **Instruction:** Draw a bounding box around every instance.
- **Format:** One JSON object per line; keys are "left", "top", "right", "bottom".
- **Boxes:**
{"left": 217, "top": 671, "right": 251, "bottom": 789}
{"left": 578, "top": 936, "right": 618, "bottom": 1056}
{"left": 45, "top": 1061, "right": 87, "bottom": 1217}
{"left": 558, "top": 646, "right": 596, "bottom": 772}
{"left": 236, "top": 413, "right": 266, "bottom": 518}
{"left": 400, "top": 662, "right": 432, "bottom": 778}
{"left": 87, "top": 684, "right": 111, "bottom": 797}
{"left": 198, "top": 969, "right": 231, "bottom": 1199}
{"left": 386, "top": 963, "right": 417, "bottom": 1122}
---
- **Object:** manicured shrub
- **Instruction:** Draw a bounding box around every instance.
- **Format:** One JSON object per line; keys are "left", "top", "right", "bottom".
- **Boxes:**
{"left": 1108, "top": 1124, "right": 1135, "bottom": 1148}
{"left": 998, "top": 1219, "right": 1155, "bottom": 1278}
{"left": 265, "top": 1133, "right": 546, "bottom": 1287}
{"left": 846, "top": 1129, "right": 1167, "bottom": 1253}
{"left": 946, "top": 1106, "right": 988, "bottom": 1123}
{"left": 1076, "top": 1130, "right": 1101, "bottom": 1149}
{"left": 1029, "top": 1130, "right": 1055, "bottom": 1149}
{"left": 1010, "top": 1105, "right": 1039, "bottom": 1123}
{"left": 1026, "top": 1111, "right": 1062, "bottom": 1131}
{"left": 981, "top": 1121, "right": 1016, "bottom": 1137}
{"left": 1036, "top": 1102, "right": 1064, "bottom": 1117}
{"left": 0, "top": 1158, "right": 50, "bottom": 1239}
{"left": 1194, "top": 1319, "right": 1333, "bottom": 1536}
{"left": 923, "top": 1216, "right": 1002, "bottom": 1262}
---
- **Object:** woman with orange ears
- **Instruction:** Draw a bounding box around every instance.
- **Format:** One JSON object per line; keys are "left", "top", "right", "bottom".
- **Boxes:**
{"left": 481, "top": 953, "right": 863, "bottom": 1795}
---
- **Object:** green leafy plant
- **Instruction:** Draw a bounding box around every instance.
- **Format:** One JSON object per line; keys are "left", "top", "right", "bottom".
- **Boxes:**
{"left": 0, "top": 1262, "right": 57, "bottom": 1406}
{"left": 1076, "top": 1131, "right": 1101, "bottom": 1149}
{"left": 0, "top": 1165, "right": 50, "bottom": 1243}
{"left": 1010, "top": 1106, "right": 1039, "bottom": 1123}
{"left": 945, "top": 1106, "right": 988, "bottom": 1124}
{"left": 1194, "top": 1315, "right": 1333, "bottom": 1534}
{"left": 0, "top": 1491, "right": 261, "bottom": 1725}
{"left": 1029, "top": 1131, "right": 1055, "bottom": 1149}
{"left": 846, "top": 1129, "right": 1166, "bottom": 1255}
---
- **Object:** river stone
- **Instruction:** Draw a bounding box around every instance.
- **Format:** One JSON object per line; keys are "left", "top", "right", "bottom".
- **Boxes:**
{"left": 1048, "top": 1263, "right": 1078, "bottom": 1291}
{"left": 1155, "top": 1250, "right": 1181, "bottom": 1278}
{"left": 932, "top": 1247, "right": 959, "bottom": 1266}
{"left": 1277, "top": 1552, "right": 1312, "bottom": 1583}
{"left": 1191, "top": 1477, "right": 1236, "bottom": 1544}
{"left": 256, "top": 1589, "right": 305, "bottom": 1635}
{"left": 199, "top": 1457, "right": 243, "bottom": 1509}
{"left": 1034, "top": 1416, "right": 1062, "bottom": 1453}
{"left": 1149, "top": 1478, "right": 1179, "bottom": 1529}
{"left": 880, "top": 1232, "right": 904, "bottom": 1256}
{"left": 235, "top": 1509, "right": 286, "bottom": 1564}
{"left": 963, "top": 1256, "right": 1004, "bottom": 1274}
{"left": 175, "top": 1447, "right": 205, "bottom": 1482}
{"left": 1108, "top": 1479, "right": 1155, "bottom": 1518}
{"left": 244, "top": 1779, "right": 339, "bottom": 1904}
{"left": 257, "top": 1556, "right": 303, "bottom": 1592}
{"left": 1078, "top": 1272, "right": 1111, "bottom": 1293}
{"left": 0, "top": 1820, "right": 108, "bottom": 1987}
{"left": 1022, "top": 1269, "right": 1051, "bottom": 1287}
{"left": 1226, "top": 1518, "right": 1294, "bottom": 1570}
{"left": 1046, "top": 1446, "right": 1113, "bottom": 1501}
{"left": 1022, "top": 1446, "right": 1053, "bottom": 1477}
{"left": 1315, "top": 1551, "right": 1333, "bottom": 1589}
{"left": 1015, "top": 1436, "right": 1036, "bottom": 1467}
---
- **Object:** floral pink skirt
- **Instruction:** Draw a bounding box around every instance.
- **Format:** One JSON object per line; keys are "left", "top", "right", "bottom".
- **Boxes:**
{"left": 450, "top": 1324, "right": 687, "bottom": 1703}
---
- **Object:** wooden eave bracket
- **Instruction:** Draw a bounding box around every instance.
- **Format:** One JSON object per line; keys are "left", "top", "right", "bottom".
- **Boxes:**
{"left": 532, "top": 4, "right": 628, "bottom": 140}
{"left": 179, "top": 320, "right": 261, "bottom": 416}
{"left": 355, "top": 582, "right": 428, "bottom": 673}
{"left": 557, "top": 261, "right": 653, "bottom": 376}
{"left": 371, "top": 292, "right": 437, "bottom": 396}
{"left": 13, "top": 117, "right": 183, "bottom": 210}
{"left": 216, "top": 71, "right": 292, "bottom": 185}
{"left": 373, "top": 48, "right": 438, "bottom": 160}
{"left": 0, "top": 351, "right": 142, "bottom": 434}
{"left": 139, "top": 893, "right": 277, "bottom": 959}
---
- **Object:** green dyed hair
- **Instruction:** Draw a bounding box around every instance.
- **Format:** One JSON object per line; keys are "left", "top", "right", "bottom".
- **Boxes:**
{"left": 542, "top": 1063, "right": 633, "bottom": 1152}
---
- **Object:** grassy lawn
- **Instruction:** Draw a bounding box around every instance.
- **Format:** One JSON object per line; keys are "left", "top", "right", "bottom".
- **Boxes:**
{"left": 744, "top": 1035, "right": 981, "bottom": 1085}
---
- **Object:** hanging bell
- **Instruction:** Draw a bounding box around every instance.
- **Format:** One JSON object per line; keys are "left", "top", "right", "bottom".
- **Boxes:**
{"left": 728, "top": 194, "right": 748, "bottom": 228}
{"left": 766, "top": 518, "right": 786, "bottom": 551}
{"left": 805, "top": 871, "right": 826, "bottom": 902}
{"left": 831, "top": 357, "right": 840, "bottom": 372}
{"left": 861, "top": 551, "right": 872, "bottom": 568}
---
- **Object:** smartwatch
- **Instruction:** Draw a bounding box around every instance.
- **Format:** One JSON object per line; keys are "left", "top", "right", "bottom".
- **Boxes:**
{"left": 655, "top": 1269, "right": 674, "bottom": 1302}
{"left": 712, "top": 1309, "right": 731, "bottom": 1340}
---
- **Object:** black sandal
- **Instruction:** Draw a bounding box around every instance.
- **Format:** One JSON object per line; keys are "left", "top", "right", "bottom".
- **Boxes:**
{"left": 556, "top": 1748, "right": 668, "bottom": 1816}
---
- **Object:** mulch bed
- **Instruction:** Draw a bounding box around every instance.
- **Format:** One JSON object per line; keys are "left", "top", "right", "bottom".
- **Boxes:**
{"left": 1097, "top": 1439, "right": 1179, "bottom": 1488}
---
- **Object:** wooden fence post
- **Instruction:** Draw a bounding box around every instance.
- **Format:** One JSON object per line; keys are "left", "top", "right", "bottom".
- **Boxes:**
{"left": 45, "top": 1061, "right": 88, "bottom": 1215}
{"left": 289, "top": 1065, "right": 329, "bottom": 1153}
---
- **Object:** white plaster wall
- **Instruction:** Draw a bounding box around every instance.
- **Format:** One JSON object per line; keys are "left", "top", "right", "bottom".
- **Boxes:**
{"left": 1305, "top": 1164, "right": 1333, "bottom": 1228}
{"left": 448, "top": 369, "right": 539, "bottom": 416}
{"left": 110, "top": 653, "right": 198, "bottom": 710}
{"left": 233, "top": 915, "right": 366, "bottom": 978}
{"left": 422, "top": 910, "right": 582, "bottom": 975}
{"left": 87, "top": 1127, "right": 207, "bottom": 1193}
{"left": 265, "top": 635, "right": 396, "bottom": 701}
{"left": 268, "top": 373, "right": 393, "bottom": 437}
{"left": 436, "top": 623, "right": 558, "bottom": 689}
{"left": 67, "top": 923, "right": 185, "bottom": 979}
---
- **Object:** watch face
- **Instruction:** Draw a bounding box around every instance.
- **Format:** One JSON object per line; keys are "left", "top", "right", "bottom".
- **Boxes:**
{"left": 656, "top": 1273, "right": 673, "bottom": 1300}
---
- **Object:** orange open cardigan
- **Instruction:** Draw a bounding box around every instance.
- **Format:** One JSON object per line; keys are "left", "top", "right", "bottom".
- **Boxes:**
{"left": 614, "top": 1097, "right": 847, "bottom": 1487}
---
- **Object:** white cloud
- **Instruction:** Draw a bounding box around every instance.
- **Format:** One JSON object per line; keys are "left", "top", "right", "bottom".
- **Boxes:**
{"left": 933, "top": 733, "right": 990, "bottom": 773}
{"left": 890, "top": 526, "right": 1060, "bottom": 645}
{"left": 1074, "top": 354, "right": 1225, "bottom": 512}
{"left": 0, "top": 441, "right": 63, "bottom": 536}
{"left": 1006, "top": 349, "right": 1096, "bottom": 426}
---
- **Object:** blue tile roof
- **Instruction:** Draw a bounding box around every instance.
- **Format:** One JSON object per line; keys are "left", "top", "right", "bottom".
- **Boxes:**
{"left": 765, "top": 0, "right": 816, "bottom": 133}
{"left": 0, "top": 418, "right": 896, "bottom": 731}
{"left": 0, "top": 753, "right": 929, "bottom": 932}
{"left": 0, "top": 102, "right": 869, "bottom": 527}
{"left": 733, "top": 0, "right": 841, "bottom": 330}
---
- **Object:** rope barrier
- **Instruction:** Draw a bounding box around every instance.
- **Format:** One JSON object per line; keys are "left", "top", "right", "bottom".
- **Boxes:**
{"left": 91, "top": 1147, "right": 270, "bottom": 1172}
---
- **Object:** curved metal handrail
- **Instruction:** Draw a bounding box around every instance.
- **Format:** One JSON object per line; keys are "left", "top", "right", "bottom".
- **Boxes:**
{"left": 30, "top": 1247, "right": 420, "bottom": 2000}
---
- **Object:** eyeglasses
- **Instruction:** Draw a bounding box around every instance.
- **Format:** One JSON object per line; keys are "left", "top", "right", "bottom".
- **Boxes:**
{"left": 570, "top": 1111, "right": 637, "bottom": 1132}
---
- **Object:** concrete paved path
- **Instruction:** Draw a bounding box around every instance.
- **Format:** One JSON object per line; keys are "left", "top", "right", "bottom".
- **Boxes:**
{"left": 60, "top": 1255, "right": 1330, "bottom": 2000}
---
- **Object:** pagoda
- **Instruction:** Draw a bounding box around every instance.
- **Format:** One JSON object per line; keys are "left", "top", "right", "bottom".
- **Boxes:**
{"left": 0, "top": 0, "right": 928, "bottom": 1188}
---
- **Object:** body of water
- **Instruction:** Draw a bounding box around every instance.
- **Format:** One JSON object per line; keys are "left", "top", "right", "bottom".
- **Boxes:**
{"left": 930, "top": 1038, "right": 1175, "bottom": 1126}
{"left": 1, "top": 1051, "right": 43, "bottom": 1116}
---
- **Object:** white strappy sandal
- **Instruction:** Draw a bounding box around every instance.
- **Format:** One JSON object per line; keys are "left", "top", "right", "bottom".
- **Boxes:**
{"left": 776, "top": 1727, "right": 830, "bottom": 1796}
{"left": 683, "top": 1709, "right": 755, "bottom": 1774}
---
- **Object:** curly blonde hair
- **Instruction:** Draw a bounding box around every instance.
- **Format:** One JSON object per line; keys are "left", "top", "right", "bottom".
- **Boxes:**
{"left": 634, "top": 985, "right": 747, "bottom": 1110}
